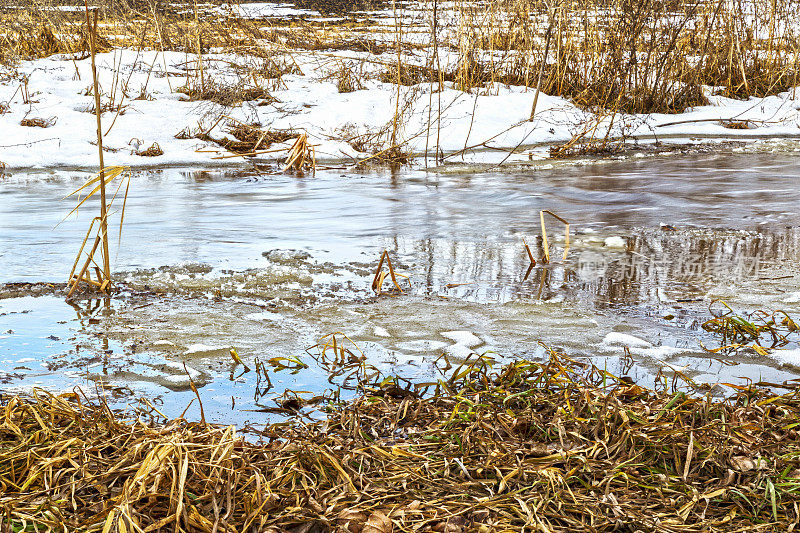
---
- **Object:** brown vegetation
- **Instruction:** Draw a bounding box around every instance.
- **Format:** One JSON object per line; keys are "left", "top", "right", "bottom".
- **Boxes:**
{"left": 2, "top": 0, "right": 798, "bottom": 117}
{"left": 2, "top": 354, "right": 800, "bottom": 530}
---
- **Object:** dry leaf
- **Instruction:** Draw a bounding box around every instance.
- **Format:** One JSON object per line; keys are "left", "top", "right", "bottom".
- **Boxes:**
{"left": 337, "top": 509, "right": 367, "bottom": 533}
{"left": 730, "top": 455, "right": 765, "bottom": 472}
{"left": 363, "top": 511, "right": 392, "bottom": 533}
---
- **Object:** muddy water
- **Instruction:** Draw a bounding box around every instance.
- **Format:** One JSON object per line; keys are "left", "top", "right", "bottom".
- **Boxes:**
{"left": 2, "top": 152, "right": 800, "bottom": 427}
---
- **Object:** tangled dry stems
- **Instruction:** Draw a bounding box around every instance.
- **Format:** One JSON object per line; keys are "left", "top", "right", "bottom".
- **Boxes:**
{"left": 177, "top": 82, "right": 275, "bottom": 107}
{"left": 195, "top": 123, "right": 301, "bottom": 154}
{"left": 2, "top": 0, "right": 799, "bottom": 116}
{"left": 2, "top": 354, "right": 800, "bottom": 531}
{"left": 19, "top": 116, "right": 56, "bottom": 128}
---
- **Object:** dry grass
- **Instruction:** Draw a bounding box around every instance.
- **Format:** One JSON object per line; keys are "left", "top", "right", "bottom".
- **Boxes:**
{"left": 2, "top": 0, "right": 797, "bottom": 117}
{"left": 177, "top": 82, "right": 275, "bottom": 107}
{"left": 332, "top": 63, "right": 365, "bottom": 93}
{"left": 135, "top": 141, "right": 163, "bottom": 156}
{"left": 447, "top": 0, "right": 800, "bottom": 113}
{"left": 19, "top": 116, "right": 56, "bottom": 128}
{"left": 295, "top": 0, "right": 385, "bottom": 14}
{"left": 2, "top": 353, "right": 800, "bottom": 530}
{"left": 195, "top": 121, "right": 301, "bottom": 155}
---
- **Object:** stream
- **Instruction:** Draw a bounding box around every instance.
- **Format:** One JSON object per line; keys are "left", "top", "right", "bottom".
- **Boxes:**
{"left": 2, "top": 150, "right": 800, "bottom": 428}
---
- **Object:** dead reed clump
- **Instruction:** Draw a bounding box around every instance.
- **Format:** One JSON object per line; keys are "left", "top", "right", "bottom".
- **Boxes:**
{"left": 3, "top": 353, "right": 800, "bottom": 530}
{"left": 282, "top": 133, "right": 315, "bottom": 172}
{"left": 252, "top": 56, "right": 302, "bottom": 81}
{"left": 449, "top": 0, "right": 797, "bottom": 114}
{"left": 81, "top": 101, "right": 129, "bottom": 116}
{"left": 371, "top": 145, "right": 411, "bottom": 166}
{"left": 295, "top": 0, "right": 385, "bottom": 15}
{"left": 19, "top": 116, "right": 56, "bottom": 128}
{"left": 177, "top": 81, "right": 275, "bottom": 107}
{"left": 378, "top": 64, "right": 432, "bottom": 86}
{"left": 339, "top": 124, "right": 411, "bottom": 166}
{"left": 199, "top": 122, "right": 300, "bottom": 155}
{"left": 135, "top": 142, "right": 163, "bottom": 157}
{"left": 174, "top": 126, "right": 193, "bottom": 140}
{"left": 227, "top": 123, "right": 299, "bottom": 149}
{"left": 721, "top": 120, "right": 752, "bottom": 130}
{"left": 333, "top": 64, "right": 365, "bottom": 93}
{"left": 549, "top": 141, "right": 625, "bottom": 159}
{"left": 283, "top": 34, "right": 391, "bottom": 55}
{"left": 351, "top": 141, "right": 411, "bottom": 167}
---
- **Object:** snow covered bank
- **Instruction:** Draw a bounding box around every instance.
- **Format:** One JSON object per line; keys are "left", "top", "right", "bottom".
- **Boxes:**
{"left": 1, "top": 48, "right": 800, "bottom": 170}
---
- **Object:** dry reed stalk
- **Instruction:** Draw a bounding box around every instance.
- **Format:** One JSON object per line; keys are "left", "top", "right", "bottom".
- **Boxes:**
{"left": 390, "top": 0, "right": 402, "bottom": 148}
{"left": 282, "top": 133, "right": 315, "bottom": 172}
{"left": 193, "top": 0, "right": 204, "bottom": 94}
{"left": 63, "top": 164, "right": 130, "bottom": 297}
{"left": 67, "top": 3, "right": 112, "bottom": 298}
{"left": 529, "top": 9, "right": 554, "bottom": 121}
{"left": 67, "top": 216, "right": 110, "bottom": 296}
{"left": 371, "top": 249, "right": 405, "bottom": 295}
{"left": 522, "top": 237, "right": 536, "bottom": 266}
{"left": 539, "top": 209, "right": 570, "bottom": 264}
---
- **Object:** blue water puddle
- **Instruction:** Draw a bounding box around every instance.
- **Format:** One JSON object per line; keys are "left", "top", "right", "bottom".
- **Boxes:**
{"left": 0, "top": 295, "right": 369, "bottom": 429}
{"left": 0, "top": 295, "right": 103, "bottom": 390}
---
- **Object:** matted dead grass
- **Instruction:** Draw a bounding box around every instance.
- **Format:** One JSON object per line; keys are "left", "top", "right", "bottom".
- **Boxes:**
{"left": 2, "top": 353, "right": 800, "bottom": 531}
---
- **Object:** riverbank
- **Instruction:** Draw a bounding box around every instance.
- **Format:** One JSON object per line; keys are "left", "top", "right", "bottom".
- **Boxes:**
{"left": 2, "top": 355, "right": 798, "bottom": 531}
{"left": 1, "top": 47, "right": 799, "bottom": 170}
{"left": 2, "top": 0, "right": 800, "bottom": 170}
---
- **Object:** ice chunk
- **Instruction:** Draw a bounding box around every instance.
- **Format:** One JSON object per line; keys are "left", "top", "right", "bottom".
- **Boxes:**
{"left": 604, "top": 236, "right": 627, "bottom": 248}
{"left": 441, "top": 330, "right": 483, "bottom": 348}
{"left": 602, "top": 332, "right": 652, "bottom": 349}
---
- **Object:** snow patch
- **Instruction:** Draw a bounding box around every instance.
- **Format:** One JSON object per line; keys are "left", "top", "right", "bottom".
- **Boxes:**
{"left": 770, "top": 349, "right": 800, "bottom": 367}
{"left": 4, "top": 49, "right": 800, "bottom": 170}
{"left": 445, "top": 344, "right": 476, "bottom": 359}
{"left": 153, "top": 340, "right": 176, "bottom": 346}
{"left": 373, "top": 326, "right": 391, "bottom": 337}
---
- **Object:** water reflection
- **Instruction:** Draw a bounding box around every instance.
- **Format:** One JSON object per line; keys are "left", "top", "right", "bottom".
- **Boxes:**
{"left": 375, "top": 226, "right": 800, "bottom": 310}
{"left": 2, "top": 152, "right": 800, "bottom": 282}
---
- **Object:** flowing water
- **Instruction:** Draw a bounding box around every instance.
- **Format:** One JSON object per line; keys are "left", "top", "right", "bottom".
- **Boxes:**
{"left": 2, "top": 151, "right": 800, "bottom": 428}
